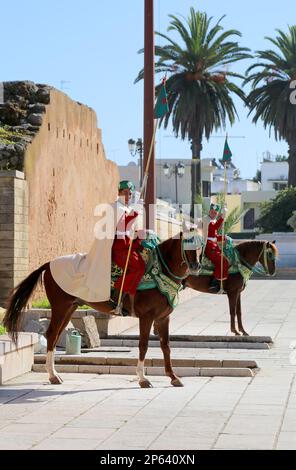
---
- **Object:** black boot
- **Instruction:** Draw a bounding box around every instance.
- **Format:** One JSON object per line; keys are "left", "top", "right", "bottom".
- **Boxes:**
{"left": 209, "top": 278, "right": 220, "bottom": 293}
{"left": 108, "top": 290, "right": 129, "bottom": 316}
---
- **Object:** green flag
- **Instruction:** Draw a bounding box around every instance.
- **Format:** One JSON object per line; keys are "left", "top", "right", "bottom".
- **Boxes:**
{"left": 222, "top": 137, "right": 232, "bottom": 162}
{"left": 154, "top": 80, "right": 169, "bottom": 119}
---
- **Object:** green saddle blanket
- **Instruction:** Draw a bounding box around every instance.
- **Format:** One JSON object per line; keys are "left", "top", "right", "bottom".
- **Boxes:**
{"left": 111, "top": 233, "right": 182, "bottom": 308}
{"left": 199, "top": 237, "right": 253, "bottom": 285}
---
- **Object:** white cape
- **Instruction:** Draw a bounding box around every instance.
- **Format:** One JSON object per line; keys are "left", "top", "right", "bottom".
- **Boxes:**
{"left": 50, "top": 199, "right": 129, "bottom": 302}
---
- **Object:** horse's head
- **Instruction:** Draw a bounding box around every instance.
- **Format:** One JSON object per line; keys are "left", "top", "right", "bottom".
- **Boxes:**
{"left": 181, "top": 230, "right": 203, "bottom": 275}
{"left": 258, "top": 240, "right": 278, "bottom": 276}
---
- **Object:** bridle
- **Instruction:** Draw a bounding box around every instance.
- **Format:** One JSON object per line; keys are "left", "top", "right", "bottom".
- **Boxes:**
{"left": 156, "top": 234, "right": 203, "bottom": 281}
{"left": 239, "top": 242, "right": 276, "bottom": 276}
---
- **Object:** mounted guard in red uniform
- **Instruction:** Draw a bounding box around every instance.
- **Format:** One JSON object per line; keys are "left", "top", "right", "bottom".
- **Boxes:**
{"left": 203, "top": 203, "right": 229, "bottom": 292}
{"left": 112, "top": 180, "right": 145, "bottom": 316}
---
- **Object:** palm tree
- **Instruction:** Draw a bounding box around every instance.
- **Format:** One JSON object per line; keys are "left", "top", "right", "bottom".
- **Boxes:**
{"left": 245, "top": 26, "right": 296, "bottom": 187}
{"left": 135, "top": 8, "right": 251, "bottom": 216}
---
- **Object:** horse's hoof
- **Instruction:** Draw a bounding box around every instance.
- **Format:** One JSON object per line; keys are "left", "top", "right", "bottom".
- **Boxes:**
{"left": 232, "top": 330, "right": 241, "bottom": 336}
{"left": 49, "top": 375, "right": 63, "bottom": 385}
{"left": 139, "top": 380, "right": 153, "bottom": 388}
{"left": 241, "top": 331, "right": 249, "bottom": 336}
{"left": 171, "top": 378, "right": 184, "bottom": 387}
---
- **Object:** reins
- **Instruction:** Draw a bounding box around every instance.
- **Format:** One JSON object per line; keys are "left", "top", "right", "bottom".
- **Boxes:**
{"left": 156, "top": 237, "right": 201, "bottom": 281}
{"left": 237, "top": 242, "right": 275, "bottom": 276}
{"left": 156, "top": 242, "right": 189, "bottom": 281}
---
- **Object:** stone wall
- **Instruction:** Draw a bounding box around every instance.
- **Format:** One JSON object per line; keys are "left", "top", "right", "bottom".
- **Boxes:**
{"left": 24, "top": 88, "right": 119, "bottom": 272}
{"left": 0, "top": 81, "right": 119, "bottom": 304}
{"left": 0, "top": 171, "right": 28, "bottom": 305}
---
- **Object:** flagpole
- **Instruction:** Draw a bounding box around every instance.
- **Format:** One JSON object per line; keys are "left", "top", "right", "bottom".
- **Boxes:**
{"left": 115, "top": 119, "right": 158, "bottom": 314}
{"left": 218, "top": 134, "right": 229, "bottom": 295}
{"left": 218, "top": 161, "right": 227, "bottom": 294}
{"left": 113, "top": 76, "right": 169, "bottom": 315}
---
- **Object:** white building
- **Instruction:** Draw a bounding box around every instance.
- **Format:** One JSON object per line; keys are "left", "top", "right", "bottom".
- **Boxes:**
{"left": 261, "top": 157, "right": 288, "bottom": 191}
{"left": 119, "top": 158, "right": 215, "bottom": 214}
{"left": 211, "top": 158, "right": 260, "bottom": 194}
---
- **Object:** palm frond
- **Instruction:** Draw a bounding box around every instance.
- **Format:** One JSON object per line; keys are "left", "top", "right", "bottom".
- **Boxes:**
{"left": 224, "top": 207, "right": 247, "bottom": 234}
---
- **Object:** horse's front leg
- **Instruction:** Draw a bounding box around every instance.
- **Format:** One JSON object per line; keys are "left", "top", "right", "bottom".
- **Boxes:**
{"left": 137, "top": 316, "right": 153, "bottom": 388}
{"left": 236, "top": 293, "right": 249, "bottom": 336}
{"left": 227, "top": 291, "right": 241, "bottom": 335}
{"left": 155, "top": 316, "right": 183, "bottom": 387}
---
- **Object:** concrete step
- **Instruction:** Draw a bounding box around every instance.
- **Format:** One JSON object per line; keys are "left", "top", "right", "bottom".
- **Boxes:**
{"left": 34, "top": 353, "right": 258, "bottom": 369}
{"left": 101, "top": 339, "right": 270, "bottom": 350}
{"left": 106, "top": 334, "right": 273, "bottom": 343}
{"left": 32, "top": 363, "right": 255, "bottom": 378}
{"left": 101, "top": 334, "right": 272, "bottom": 350}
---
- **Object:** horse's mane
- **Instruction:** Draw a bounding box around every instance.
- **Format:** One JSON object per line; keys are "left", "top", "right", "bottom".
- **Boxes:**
{"left": 236, "top": 239, "right": 278, "bottom": 258}
{"left": 159, "top": 232, "right": 182, "bottom": 248}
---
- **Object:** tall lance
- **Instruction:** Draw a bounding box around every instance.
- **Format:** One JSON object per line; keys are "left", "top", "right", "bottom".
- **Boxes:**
{"left": 218, "top": 134, "right": 232, "bottom": 294}
{"left": 114, "top": 79, "right": 169, "bottom": 315}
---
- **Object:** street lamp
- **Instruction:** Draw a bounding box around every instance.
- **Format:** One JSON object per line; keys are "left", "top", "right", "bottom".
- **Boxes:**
{"left": 163, "top": 162, "right": 185, "bottom": 205}
{"left": 128, "top": 138, "right": 143, "bottom": 187}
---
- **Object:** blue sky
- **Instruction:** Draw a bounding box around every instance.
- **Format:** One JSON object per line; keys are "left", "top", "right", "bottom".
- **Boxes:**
{"left": 1, "top": 0, "right": 293, "bottom": 178}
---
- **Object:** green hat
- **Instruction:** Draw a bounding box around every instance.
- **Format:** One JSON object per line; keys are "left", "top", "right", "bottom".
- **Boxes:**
{"left": 118, "top": 180, "right": 135, "bottom": 192}
{"left": 210, "top": 203, "right": 221, "bottom": 213}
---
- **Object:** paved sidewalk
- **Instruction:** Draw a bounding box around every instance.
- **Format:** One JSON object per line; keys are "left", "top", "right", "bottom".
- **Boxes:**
{"left": 0, "top": 280, "right": 295, "bottom": 450}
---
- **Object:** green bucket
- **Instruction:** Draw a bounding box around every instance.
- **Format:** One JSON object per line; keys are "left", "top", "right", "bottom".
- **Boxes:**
{"left": 65, "top": 330, "right": 81, "bottom": 355}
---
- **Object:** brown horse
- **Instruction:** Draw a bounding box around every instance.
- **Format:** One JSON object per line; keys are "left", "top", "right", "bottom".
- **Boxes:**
{"left": 3, "top": 232, "right": 202, "bottom": 388}
{"left": 184, "top": 240, "right": 278, "bottom": 336}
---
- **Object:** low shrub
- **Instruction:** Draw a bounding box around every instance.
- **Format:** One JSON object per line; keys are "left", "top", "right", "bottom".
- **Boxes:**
{"left": 32, "top": 298, "right": 92, "bottom": 310}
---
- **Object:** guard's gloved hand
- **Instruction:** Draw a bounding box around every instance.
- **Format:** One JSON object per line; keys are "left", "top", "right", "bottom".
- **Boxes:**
{"left": 221, "top": 206, "right": 228, "bottom": 218}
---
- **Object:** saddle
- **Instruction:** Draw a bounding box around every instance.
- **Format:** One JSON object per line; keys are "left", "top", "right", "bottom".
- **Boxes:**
{"left": 111, "top": 233, "right": 182, "bottom": 308}
{"left": 200, "top": 237, "right": 252, "bottom": 284}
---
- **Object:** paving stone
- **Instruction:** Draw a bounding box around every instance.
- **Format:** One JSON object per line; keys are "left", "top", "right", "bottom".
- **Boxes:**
{"left": 200, "top": 368, "right": 254, "bottom": 377}
{"left": 276, "top": 432, "right": 296, "bottom": 449}
{"left": 214, "top": 433, "right": 275, "bottom": 450}
{"left": 32, "top": 438, "right": 99, "bottom": 450}
{"left": 51, "top": 426, "right": 115, "bottom": 440}
{"left": 223, "top": 414, "right": 281, "bottom": 435}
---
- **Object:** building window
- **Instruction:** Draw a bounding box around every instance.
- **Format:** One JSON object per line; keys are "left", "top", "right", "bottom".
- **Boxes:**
{"left": 202, "top": 181, "right": 211, "bottom": 198}
{"left": 243, "top": 208, "right": 255, "bottom": 230}
{"left": 273, "top": 182, "right": 287, "bottom": 190}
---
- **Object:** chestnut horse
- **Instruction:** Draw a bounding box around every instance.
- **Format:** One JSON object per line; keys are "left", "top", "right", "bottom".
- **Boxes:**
{"left": 184, "top": 240, "right": 278, "bottom": 336}
{"left": 4, "top": 232, "right": 202, "bottom": 388}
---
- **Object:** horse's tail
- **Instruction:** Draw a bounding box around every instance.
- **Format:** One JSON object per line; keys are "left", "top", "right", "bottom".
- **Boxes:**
{"left": 3, "top": 262, "right": 50, "bottom": 344}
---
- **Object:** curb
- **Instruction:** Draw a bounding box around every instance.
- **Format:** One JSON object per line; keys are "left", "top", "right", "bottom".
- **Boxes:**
{"left": 32, "top": 363, "right": 255, "bottom": 378}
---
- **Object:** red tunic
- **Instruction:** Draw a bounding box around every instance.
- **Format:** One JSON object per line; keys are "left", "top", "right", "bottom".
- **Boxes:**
{"left": 205, "top": 216, "right": 229, "bottom": 281}
{"left": 112, "top": 210, "right": 145, "bottom": 296}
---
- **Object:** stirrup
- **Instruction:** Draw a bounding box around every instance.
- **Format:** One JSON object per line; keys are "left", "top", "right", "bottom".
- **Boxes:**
{"left": 114, "top": 304, "right": 123, "bottom": 316}
{"left": 108, "top": 300, "right": 130, "bottom": 317}
{"left": 217, "top": 288, "right": 225, "bottom": 295}
{"left": 107, "top": 299, "right": 123, "bottom": 316}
